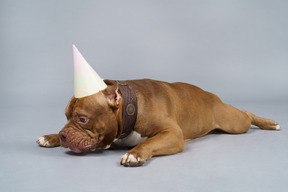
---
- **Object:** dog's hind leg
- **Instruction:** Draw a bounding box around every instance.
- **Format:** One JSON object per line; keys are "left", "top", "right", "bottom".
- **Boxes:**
{"left": 214, "top": 104, "right": 252, "bottom": 134}
{"left": 214, "top": 103, "right": 281, "bottom": 134}
{"left": 243, "top": 111, "right": 281, "bottom": 131}
{"left": 36, "top": 134, "right": 60, "bottom": 147}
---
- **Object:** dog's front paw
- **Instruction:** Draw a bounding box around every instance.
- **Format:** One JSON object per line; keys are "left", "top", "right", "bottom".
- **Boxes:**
{"left": 120, "top": 151, "right": 150, "bottom": 167}
{"left": 36, "top": 134, "right": 60, "bottom": 148}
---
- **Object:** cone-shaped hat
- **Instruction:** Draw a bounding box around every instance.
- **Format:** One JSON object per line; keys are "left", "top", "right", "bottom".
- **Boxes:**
{"left": 73, "top": 45, "right": 107, "bottom": 98}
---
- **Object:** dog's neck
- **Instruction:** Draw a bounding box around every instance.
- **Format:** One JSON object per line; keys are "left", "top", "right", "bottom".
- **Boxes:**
{"left": 114, "top": 80, "right": 138, "bottom": 139}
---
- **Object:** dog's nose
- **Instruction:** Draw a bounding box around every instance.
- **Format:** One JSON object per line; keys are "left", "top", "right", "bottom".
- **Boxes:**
{"left": 59, "top": 131, "right": 67, "bottom": 142}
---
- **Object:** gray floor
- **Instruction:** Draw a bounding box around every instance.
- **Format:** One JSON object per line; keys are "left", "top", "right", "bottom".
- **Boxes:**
{"left": 0, "top": 100, "right": 287, "bottom": 192}
{"left": 1, "top": 1, "right": 287, "bottom": 191}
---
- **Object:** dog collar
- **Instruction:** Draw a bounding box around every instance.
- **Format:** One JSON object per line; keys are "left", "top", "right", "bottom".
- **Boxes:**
{"left": 114, "top": 80, "right": 138, "bottom": 139}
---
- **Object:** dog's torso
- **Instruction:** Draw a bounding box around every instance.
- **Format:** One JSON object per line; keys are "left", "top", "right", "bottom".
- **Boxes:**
{"left": 107, "top": 79, "right": 220, "bottom": 141}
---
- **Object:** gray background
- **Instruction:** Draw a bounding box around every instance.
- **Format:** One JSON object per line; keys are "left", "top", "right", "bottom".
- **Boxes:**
{"left": 0, "top": 0, "right": 287, "bottom": 192}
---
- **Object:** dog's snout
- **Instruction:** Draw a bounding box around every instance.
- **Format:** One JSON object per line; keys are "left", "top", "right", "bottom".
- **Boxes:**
{"left": 59, "top": 131, "right": 67, "bottom": 142}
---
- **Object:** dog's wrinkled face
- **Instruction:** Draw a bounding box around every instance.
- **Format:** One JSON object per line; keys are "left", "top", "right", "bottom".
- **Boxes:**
{"left": 59, "top": 84, "right": 121, "bottom": 152}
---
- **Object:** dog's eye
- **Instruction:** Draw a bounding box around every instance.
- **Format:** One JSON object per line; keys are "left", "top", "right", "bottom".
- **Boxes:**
{"left": 78, "top": 117, "right": 88, "bottom": 124}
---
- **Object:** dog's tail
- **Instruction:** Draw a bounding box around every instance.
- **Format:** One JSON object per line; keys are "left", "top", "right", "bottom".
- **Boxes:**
{"left": 243, "top": 111, "right": 281, "bottom": 131}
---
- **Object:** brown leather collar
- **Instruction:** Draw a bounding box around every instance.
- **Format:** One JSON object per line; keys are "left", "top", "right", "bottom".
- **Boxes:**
{"left": 113, "top": 80, "right": 138, "bottom": 139}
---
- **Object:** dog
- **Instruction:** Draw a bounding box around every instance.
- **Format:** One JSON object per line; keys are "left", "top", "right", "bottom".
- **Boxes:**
{"left": 37, "top": 78, "right": 280, "bottom": 167}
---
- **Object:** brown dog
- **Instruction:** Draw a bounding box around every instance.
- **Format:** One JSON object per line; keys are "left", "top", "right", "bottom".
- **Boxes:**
{"left": 37, "top": 79, "right": 280, "bottom": 166}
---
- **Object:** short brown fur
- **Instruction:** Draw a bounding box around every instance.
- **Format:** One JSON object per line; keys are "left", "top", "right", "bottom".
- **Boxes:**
{"left": 37, "top": 79, "right": 280, "bottom": 166}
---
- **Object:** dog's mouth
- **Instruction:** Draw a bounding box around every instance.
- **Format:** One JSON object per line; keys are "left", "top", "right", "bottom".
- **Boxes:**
{"left": 68, "top": 144, "right": 93, "bottom": 153}
{"left": 59, "top": 128, "right": 96, "bottom": 153}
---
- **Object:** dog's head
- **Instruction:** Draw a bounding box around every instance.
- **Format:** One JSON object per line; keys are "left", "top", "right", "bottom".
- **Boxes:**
{"left": 59, "top": 83, "right": 123, "bottom": 152}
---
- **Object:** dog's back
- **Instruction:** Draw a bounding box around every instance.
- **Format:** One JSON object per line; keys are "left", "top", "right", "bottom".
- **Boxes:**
{"left": 126, "top": 79, "right": 280, "bottom": 140}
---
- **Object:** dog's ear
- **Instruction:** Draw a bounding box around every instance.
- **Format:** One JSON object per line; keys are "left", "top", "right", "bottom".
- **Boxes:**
{"left": 65, "top": 96, "right": 78, "bottom": 119}
{"left": 102, "top": 82, "right": 121, "bottom": 108}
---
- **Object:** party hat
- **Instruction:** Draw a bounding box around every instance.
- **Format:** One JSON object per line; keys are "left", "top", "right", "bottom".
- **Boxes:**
{"left": 73, "top": 45, "right": 107, "bottom": 98}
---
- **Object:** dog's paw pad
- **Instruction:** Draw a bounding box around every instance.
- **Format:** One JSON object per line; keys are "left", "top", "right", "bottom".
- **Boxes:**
{"left": 37, "top": 136, "right": 51, "bottom": 147}
{"left": 120, "top": 153, "right": 145, "bottom": 167}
